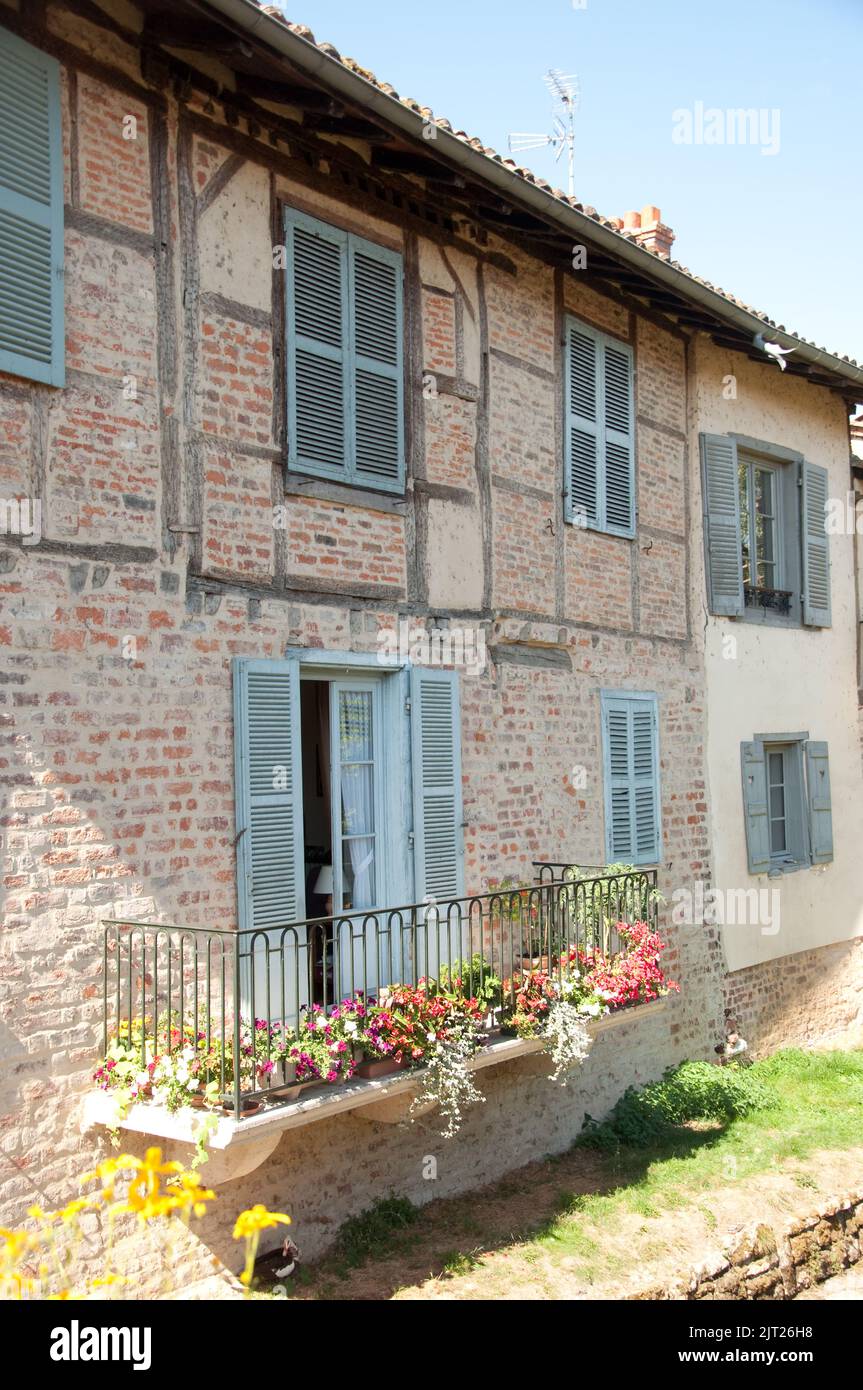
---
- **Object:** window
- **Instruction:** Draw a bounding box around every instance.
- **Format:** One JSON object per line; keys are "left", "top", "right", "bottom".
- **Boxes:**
{"left": 232, "top": 655, "right": 464, "bottom": 1015}
{"left": 0, "top": 25, "right": 64, "bottom": 387}
{"left": 741, "top": 737, "right": 833, "bottom": 874}
{"left": 564, "top": 317, "right": 635, "bottom": 537}
{"left": 284, "top": 208, "right": 405, "bottom": 493}
{"left": 738, "top": 455, "right": 781, "bottom": 596}
{"left": 700, "top": 433, "right": 831, "bottom": 627}
{"left": 601, "top": 691, "right": 661, "bottom": 865}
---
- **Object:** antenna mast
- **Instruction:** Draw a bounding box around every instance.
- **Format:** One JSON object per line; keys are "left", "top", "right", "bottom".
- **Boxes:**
{"left": 508, "top": 69, "right": 579, "bottom": 198}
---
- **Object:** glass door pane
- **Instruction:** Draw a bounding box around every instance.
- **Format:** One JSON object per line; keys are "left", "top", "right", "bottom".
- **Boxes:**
{"left": 335, "top": 688, "right": 377, "bottom": 911}
{"left": 330, "top": 680, "right": 384, "bottom": 1000}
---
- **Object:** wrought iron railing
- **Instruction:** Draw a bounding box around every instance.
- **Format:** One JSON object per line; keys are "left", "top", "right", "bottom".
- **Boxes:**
{"left": 101, "top": 866, "right": 659, "bottom": 1119}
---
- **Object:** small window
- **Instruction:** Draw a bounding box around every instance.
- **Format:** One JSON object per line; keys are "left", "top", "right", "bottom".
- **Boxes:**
{"left": 601, "top": 691, "right": 661, "bottom": 865}
{"left": 764, "top": 742, "right": 806, "bottom": 867}
{"left": 701, "top": 434, "right": 831, "bottom": 628}
{"left": 741, "top": 737, "right": 833, "bottom": 875}
{"left": 283, "top": 208, "right": 405, "bottom": 494}
{"left": 564, "top": 317, "right": 635, "bottom": 537}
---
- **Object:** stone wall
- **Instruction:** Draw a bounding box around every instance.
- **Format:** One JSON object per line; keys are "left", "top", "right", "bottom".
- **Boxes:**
{"left": 634, "top": 1189, "right": 863, "bottom": 1300}
{"left": 724, "top": 938, "right": 863, "bottom": 1055}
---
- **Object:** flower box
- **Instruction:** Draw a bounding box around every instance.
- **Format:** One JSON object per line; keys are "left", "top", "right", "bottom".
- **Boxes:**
{"left": 353, "top": 1056, "right": 408, "bottom": 1080}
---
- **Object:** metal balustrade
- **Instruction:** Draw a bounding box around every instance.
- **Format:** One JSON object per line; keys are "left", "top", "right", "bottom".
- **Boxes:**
{"left": 101, "top": 865, "right": 659, "bottom": 1118}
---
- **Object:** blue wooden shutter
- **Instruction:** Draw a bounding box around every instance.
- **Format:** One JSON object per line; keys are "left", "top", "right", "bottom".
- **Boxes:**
{"left": 602, "top": 339, "right": 635, "bottom": 534}
{"left": 801, "top": 460, "right": 831, "bottom": 627}
{"left": 565, "top": 323, "right": 600, "bottom": 526}
{"left": 564, "top": 318, "right": 634, "bottom": 535}
{"left": 602, "top": 693, "right": 660, "bottom": 865}
{"left": 804, "top": 740, "right": 833, "bottom": 864}
{"left": 285, "top": 210, "right": 349, "bottom": 477}
{"left": 0, "top": 25, "right": 64, "bottom": 387}
{"left": 700, "top": 433, "right": 744, "bottom": 616}
{"left": 410, "top": 667, "right": 464, "bottom": 901}
{"left": 233, "top": 658, "right": 305, "bottom": 933}
{"left": 349, "top": 239, "right": 404, "bottom": 490}
{"left": 740, "top": 740, "right": 770, "bottom": 874}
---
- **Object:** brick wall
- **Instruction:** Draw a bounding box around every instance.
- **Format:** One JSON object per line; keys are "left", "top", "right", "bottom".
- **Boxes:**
{"left": 0, "top": 0, "right": 848, "bottom": 1291}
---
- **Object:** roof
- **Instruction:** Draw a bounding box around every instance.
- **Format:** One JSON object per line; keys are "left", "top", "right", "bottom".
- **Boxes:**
{"left": 175, "top": 0, "right": 863, "bottom": 399}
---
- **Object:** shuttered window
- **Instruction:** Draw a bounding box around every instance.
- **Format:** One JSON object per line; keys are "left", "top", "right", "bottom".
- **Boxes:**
{"left": 700, "top": 434, "right": 831, "bottom": 628}
{"left": 284, "top": 208, "right": 404, "bottom": 493}
{"left": 410, "top": 667, "right": 465, "bottom": 902}
{"left": 741, "top": 736, "right": 833, "bottom": 874}
{"left": 564, "top": 317, "right": 635, "bottom": 536}
{"left": 601, "top": 691, "right": 661, "bottom": 865}
{"left": 233, "top": 656, "right": 465, "bottom": 946}
{"left": 0, "top": 25, "right": 64, "bottom": 387}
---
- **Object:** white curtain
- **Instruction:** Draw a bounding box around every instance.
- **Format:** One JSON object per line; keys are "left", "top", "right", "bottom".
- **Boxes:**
{"left": 339, "top": 692, "right": 375, "bottom": 911}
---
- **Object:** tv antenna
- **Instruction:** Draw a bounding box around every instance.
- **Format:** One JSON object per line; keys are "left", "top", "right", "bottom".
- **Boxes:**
{"left": 508, "top": 70, "right": 579, "bottom": 198}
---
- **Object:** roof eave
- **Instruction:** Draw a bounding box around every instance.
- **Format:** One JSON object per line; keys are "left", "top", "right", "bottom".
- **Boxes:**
{"left": 201, "top": 0, "right": 863, "bottom": 397}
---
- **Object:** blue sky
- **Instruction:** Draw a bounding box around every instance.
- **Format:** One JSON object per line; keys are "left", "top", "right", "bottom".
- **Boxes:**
{"left": 289, "top": 0, "right": 862, "bottom": 363}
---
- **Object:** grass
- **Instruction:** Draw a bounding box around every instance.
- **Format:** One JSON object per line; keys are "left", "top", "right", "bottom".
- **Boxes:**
{"left": 516, "top": 1049, "right": 863, "bottom": 1284}
{"left": 276, "top": 1048, "right": 863, "bottom": 1299}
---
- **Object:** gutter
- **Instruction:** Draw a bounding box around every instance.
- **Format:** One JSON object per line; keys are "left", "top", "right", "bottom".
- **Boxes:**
{"left": 202, "top": 0, "right": 863, "bottom": 396}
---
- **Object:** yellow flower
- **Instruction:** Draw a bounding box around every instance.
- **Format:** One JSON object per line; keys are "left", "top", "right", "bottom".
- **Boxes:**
{"left": 166, "top": 1172, "right": 217, "bottom": 1220}
{"left": 58, "top": 1197, "right": 92, "bottom": 1224}
{"left": 27, "top": 1204, "right": 56, "bottom": 1224}
{"left": 232, "top": 1205, "right": 292, "bottom": 1241}
{"left": 1, "top": 1227, "right": 29, "bottom": 1262}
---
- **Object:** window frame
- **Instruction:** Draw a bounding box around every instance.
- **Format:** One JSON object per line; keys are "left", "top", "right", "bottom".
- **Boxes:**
{"left": 738, "top": 452, "right": 783, "bottom": 593}
{"left": 702, "top": 433, "right": 807, "bottom": 627}
{"left": 752, "top": 731, "right": 811, "bottom": 875}
{"left": 283, "top": 206, "right": 406, "bottom": 496}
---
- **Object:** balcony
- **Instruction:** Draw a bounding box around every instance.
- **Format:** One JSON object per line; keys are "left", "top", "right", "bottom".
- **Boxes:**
{"left": 86, "top": 866, "right": 667, "bottom": 1176}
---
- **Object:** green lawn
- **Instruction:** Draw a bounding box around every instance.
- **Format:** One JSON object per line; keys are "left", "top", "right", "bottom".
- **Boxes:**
{"left": 271, "top": 1048, "right": 863, "bottom": 1299}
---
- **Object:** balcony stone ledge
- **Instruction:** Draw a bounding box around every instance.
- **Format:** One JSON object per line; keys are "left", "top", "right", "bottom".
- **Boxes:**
{"left": 81, "top": 998, "right": 668, "bottom": 1182}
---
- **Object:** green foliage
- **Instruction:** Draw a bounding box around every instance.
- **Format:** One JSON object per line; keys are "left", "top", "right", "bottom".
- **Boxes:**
{"left": 332, "top": 1196, "right": 419, "bottom": 1269}
{"left": 563, "top": 862, "right": 664, "bottom": 951}
{"left": 580, "top": 1060, "right": 774, "bottom": 1149}
{"left": 437, "top": 955, "right": 502, "bottom": 1012}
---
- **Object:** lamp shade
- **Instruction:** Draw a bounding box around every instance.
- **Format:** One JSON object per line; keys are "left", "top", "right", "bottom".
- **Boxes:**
{"left": 314, "top": 864, "right": 334, "bottom": 896}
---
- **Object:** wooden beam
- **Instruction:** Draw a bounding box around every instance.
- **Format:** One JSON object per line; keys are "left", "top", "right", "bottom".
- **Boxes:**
{"left": 371, "top": 148, "right": 462, "bottom": 181}
{"left": 235, "top": 75, "right": 343, "bottom": 112}
{"left": 143, "top": 13, "right": 250, "bottom": 54}
{"left": 303, "top": 113, "right": 395, "bottom": 142}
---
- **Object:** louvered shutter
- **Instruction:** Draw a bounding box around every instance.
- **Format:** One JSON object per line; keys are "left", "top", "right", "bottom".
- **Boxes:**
{"left": 350, "top": 240, "right": 404, "bottom": 490}
{"left": 804, "top": 741, "right": 833, "bottom": 864}
{"left": 700, "top": 433, "right": 744, "bottom": 616}
{"left": 605, "top": 700, "right": 634, "bottom": 858}
{"left": 565, "top": 319, "right": 635, "bottom": 535}
{"left": 740, "top": 740, "right": 770, "bottom": 874}
{"left": 410, "top": 667, "right": 464, "bottom": 902}
{"left": 0, "top": 26, "right": 64, "bottom": 387}
{"left": 603, "top": 340, "right": 635, "bottom": 534}
{"left": 233, "top": 658, "right": 305, "bottom": 935}
{"left": 801, "top": 460, "right": 831, "bottom": 627}
{"left": 602, "top": 694, "right": 661, "bottom": 865}
{"left": 565, "top": 324, "right": 600, "bottom": 527}
{"left": 285, "top": 211, "right": 349, "bottom": 477}
{"left": 631, "top": 701, "right": 660, "bottom": 862}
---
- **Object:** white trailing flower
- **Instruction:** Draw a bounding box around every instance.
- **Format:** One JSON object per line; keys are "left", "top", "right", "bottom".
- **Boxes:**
{"left": 410, "top": 1019, "right": 484, "bottom": 1139}
{"left": 542, "top": 1001, "right": 593, "bottom": 1085}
